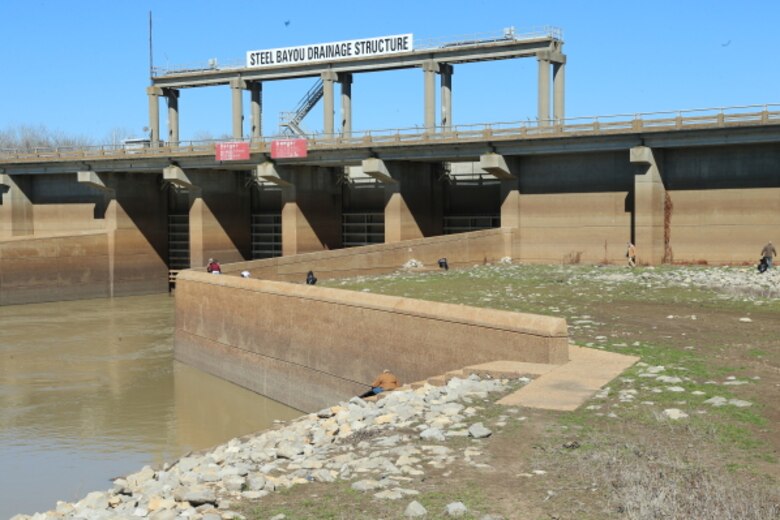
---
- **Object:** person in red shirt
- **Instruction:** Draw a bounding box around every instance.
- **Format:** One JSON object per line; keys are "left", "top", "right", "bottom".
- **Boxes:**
{"left": 206, "top": 258, "right": 221, "bottom": 274}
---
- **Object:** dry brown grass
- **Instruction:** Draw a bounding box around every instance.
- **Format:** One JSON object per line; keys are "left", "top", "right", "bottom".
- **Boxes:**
{"left": 566, "top": 437, "right": 780, "bottom": 520}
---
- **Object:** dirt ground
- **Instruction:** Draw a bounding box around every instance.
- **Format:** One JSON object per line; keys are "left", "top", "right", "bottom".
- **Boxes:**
{"left": 241, "top": 266, "right": 780, "bottom": 519}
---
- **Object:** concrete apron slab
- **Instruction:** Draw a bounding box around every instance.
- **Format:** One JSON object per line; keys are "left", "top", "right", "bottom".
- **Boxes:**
{"left": 496, "top": 346, "right": 639, "bottom": 411}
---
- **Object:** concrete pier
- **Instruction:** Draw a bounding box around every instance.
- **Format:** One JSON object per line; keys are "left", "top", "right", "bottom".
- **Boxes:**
{"left": 631, "top": 146, "right": 667, "bottom": 264}
{"left": 279, "top": 167, "right": 342, "bottom": 255}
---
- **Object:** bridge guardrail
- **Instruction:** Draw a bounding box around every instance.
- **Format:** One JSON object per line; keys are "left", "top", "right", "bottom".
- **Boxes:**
{"left": 1, "top": 104, "right": 779, "bottom": 163}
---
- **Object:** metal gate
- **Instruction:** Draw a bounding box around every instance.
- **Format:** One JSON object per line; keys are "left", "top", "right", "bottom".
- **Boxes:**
{"left": 168, "top": 214, "right": 190, "bottom": 270}
{"left": 443, "top": 215, "right": 500, "bottom": 235}
{"left": 342, "top": 212, "right": 384, "bottom": 247}
{"left": 251, "top": 214, "right": 282, "bottom": 259}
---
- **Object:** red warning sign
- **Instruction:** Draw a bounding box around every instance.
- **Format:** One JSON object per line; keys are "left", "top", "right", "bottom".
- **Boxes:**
{"left": 271, "top": 138, "right": 308, "bottom": 159}
{"left": 215, "top": 142, "right": 251, "bottom": 161}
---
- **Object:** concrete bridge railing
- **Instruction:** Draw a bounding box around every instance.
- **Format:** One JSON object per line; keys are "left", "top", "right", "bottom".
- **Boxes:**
{"left": 2, "top": 104, "right": 778, "bottom": 163}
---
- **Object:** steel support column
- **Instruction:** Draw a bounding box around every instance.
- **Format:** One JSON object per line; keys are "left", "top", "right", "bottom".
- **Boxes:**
{"left": 230, "top": 78, "right": 246, "bottom": 139}
{"left": 250, "top": 82, "right": 262, "bottom": 140}
{"left": 340, "top": 73, "right": 352, "bottom": 137}
{"left": 165, "top": 88, "right": 180, "bottom": 145}
{"left": 553, "top": 62, "right": 565, "bottom": 123}
{"left": 322, "top": 71, "right": 337, "bottom": 137}
{"left": 423, "top": 60, "right": 438, "bottom": 132}
{"left": 146, "top": 86, "right": 163, "bottom": 147}
{"left": 440, "top": 64, "right": 453, "bottom": 131}
{"left": 537, "top": 56, "right": 551, "bottom": 126}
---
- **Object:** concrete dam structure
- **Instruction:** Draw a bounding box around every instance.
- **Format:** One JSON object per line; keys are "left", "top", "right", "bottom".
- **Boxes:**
{"left": 1, "top": 27, "right": 776, "bottom": 412}
{"left": 2, "top": 106, "right": 779, "bottom": 305}
{"left": 0, "top": 27, "right": 778, "bottom": 308}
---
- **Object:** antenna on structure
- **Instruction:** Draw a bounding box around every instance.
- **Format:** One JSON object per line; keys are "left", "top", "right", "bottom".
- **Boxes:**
{"left": 148, "top": 10, "right": 154, "bottom": 83}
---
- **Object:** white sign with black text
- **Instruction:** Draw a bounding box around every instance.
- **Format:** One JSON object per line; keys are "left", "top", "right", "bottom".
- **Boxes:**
{"left": 247, "top": 34, "right": 413, "bottom": 68}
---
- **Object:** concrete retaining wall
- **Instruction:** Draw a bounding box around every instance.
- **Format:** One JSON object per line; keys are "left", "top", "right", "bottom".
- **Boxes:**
{"left": 668, "top": 188, "right": 780, "bottom": 264}
{"left": 513, "top": 192, "right": 630, "bottom": 264}
{"left": 174, "top": 271, "right": 569, "bottom": 412}
{"left": 221, "top": 227, "right": 511, "bottom": 282}
{"left": 0, "top": 231, "right": 111, "bottom": 305}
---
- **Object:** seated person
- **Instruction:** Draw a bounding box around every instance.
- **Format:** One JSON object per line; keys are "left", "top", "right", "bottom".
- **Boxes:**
{"left": 206, "top": 258, "right": 222, "bottom": 274}
{"left": 359, "top": 369, "right": 400, "bottom": 398}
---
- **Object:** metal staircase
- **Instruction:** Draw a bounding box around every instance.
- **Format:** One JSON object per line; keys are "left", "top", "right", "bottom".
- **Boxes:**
{"left": 279, "top": 79, "right": 324, "bottom": 137}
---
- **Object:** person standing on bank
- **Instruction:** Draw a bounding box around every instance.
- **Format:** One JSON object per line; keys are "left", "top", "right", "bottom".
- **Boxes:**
{"left": 761, "top": 242, "right": 777, "bottom": 270}
{"left": 359, "top": 369, "right": 400, "bottom": 398}
{"left": 626, "top": 242, "right": 637, "bottom": 268}
{"left": 206, "top": 258, "right": 222, "bottom": 274}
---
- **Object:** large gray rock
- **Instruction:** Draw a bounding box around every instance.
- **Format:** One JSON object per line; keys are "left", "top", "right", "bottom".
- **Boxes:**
{"left": 348, "top": 396, "right": 368, "bottom": 407}
{"left": 405, "top": 500, "right": 428, "bottom": 517}
{"left": 468, "top": 423, "right": 492, "bottom": 439}
{"left": 125, "top": 466, "right": 154, "bottom": 489}
{"left": 77, "top": 491, "right": 109, "bottom": 510}
{"left": 173, "top": 485, "right": 217, "bottom": 506}
{"left": 317, "top": 407, "right": 335, "bottom": 418}
{"left": 198, "top": 467, "right": 221, "bottom": 483}
{"left": 149, "top": 510, "right": 178, "bottom": 520}
{"left": 661, "top": 408, "right": 689, "bottom": 420}
{"left": 446, "top": 501, "right": 468, "bottom": 516}
{"left": 246, "top": 474, "right": 267, "bottom": 491}
{"left": 374, "top": 489, "right": 404, "bottom": 500}
{"left": 175, "top": 457, "right": 200, "bottom": 473}
{"left": 310, "top": 469, "right": 336, "bottom": 483}
{"left": 420, "top": 427, "right": 446, "bottom": 441}
{"left": 222, "top": 475, "right": 245, "bottom": 492}
{"left": 275, "top": 443, "right": 304, "bottom": 460}
{"left": 351, "top": 479, "right": 383, "bottom": 492}
{"left": 220, "top": 463, "right": 250, "bottom": 478}
{"left": 242, "top": 490, "right": 269, "bottom": 500}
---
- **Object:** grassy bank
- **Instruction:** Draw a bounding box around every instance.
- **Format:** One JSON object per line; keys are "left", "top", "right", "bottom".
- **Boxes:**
{"left": 241, "top": 264, "right": 780, "bottom": 519}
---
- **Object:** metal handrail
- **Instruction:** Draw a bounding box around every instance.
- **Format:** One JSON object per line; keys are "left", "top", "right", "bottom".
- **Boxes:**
{"left": 1, "top": 103, "right": 778, "bottom": 162}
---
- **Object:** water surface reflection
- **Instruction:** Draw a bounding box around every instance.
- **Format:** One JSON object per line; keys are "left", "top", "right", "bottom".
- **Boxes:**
{"left": 0, "top": 294, "right": 300, "bottom": 518}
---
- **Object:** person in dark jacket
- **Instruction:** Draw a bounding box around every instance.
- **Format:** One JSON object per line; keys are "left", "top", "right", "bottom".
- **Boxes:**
{"left": 760, "top": 242, "right": 777, "bottom": 270}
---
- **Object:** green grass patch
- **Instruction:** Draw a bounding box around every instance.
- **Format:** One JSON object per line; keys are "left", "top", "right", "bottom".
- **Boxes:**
{"left": 322, "top": 263, "right": 780, "bottom": 494}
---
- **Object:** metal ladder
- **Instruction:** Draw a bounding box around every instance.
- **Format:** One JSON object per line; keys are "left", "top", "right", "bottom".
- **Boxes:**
{"left": 279, "top": 79, "right": 324, "bottom": 137}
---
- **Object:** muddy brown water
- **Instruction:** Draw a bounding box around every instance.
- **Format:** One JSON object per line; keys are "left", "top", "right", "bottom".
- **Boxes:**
{"left": 0, "top": 294, "right": 301, "bottom": 519}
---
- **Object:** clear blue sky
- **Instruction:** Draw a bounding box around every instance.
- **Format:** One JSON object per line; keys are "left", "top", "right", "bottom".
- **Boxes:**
{"left": 1, "top": 0, "right": 778, "bottom": 143}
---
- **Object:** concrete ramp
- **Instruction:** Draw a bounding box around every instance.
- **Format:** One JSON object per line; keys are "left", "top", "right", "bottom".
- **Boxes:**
{"left": 495, "top": 346, "right": 639, "bottom": 411}
{"left": 402, "top": 347, "right": 638, "bottom": 412}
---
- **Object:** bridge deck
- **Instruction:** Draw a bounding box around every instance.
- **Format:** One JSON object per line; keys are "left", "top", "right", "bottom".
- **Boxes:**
{"left": 1, "top": 105, "right": 779, "bottom": 172}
